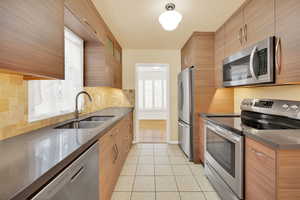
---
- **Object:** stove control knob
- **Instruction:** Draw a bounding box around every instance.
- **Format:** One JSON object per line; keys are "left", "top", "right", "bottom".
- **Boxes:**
{"left": 282, "top": 104, "right": 289, "bottom": 109}
{"left": 291, "top": 105, "right": 299, "bottom": 110}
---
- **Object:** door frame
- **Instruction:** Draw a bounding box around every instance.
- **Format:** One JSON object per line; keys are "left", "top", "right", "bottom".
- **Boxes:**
{"left": 134, "top": 63, "right": 171, "bottom": 143}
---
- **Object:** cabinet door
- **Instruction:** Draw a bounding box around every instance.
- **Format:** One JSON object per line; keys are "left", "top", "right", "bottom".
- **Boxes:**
{"left": 243, "top": 0, "right": 275, "bottom": 47}
{"left": 224, "top": 8, "right": 244, "bottom": 57}
{"left": 0, "top": 0, "right": 64, "bottom": 79}
{"left": 275, "top": 0, "right": 300, "bottom": 84}
{"left": 84, "top": 42, "right": 113, "bottom": 87}
{"left": 64, "top": 0, "right": 106, "bottom": 43}
{"left": 99, "top": 131, "right": 116, "bottom": 200}
{"left": 215, "top": 25, "right": 225, "bottom": 88}
{"left": 245, "top": 138, "right": 276, "bottom": 200}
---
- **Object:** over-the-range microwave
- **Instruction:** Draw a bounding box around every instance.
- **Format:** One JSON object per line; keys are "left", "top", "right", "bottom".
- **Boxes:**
{"left": 223, "top": 36, "right": 275, "bottom": 87}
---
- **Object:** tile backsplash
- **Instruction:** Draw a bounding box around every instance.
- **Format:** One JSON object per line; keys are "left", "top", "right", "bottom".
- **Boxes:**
{"left": 0, "top": 72, "right": 133, "bottom": 140}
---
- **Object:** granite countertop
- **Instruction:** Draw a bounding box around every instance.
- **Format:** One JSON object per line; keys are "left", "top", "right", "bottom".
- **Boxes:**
{"left": 203, "top": 115, "right": 300, "bottom": 150}
{"left": 0, "top": 107, "right": 133, "bottom": 200}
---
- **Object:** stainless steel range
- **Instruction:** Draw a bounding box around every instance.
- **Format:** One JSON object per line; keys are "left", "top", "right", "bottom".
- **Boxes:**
{"left": 204, "top": 99, "right": 300, "bottom": 200}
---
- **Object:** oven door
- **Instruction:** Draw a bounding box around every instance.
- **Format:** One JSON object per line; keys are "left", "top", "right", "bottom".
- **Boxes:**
{"left": 223, "top": 36, "right": 274, "bottom": 87}
{"left": 205, "top": 122, "right": 243, "bottom": 198}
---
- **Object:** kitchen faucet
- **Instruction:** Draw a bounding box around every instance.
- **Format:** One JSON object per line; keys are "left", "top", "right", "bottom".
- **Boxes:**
{"left": 75, "top": 91, "right": 93, "bottom": 122}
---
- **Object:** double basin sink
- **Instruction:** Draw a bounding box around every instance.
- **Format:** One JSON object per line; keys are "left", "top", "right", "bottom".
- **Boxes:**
{"left": 55, "top": 116, "right": 114, "bottom": 129}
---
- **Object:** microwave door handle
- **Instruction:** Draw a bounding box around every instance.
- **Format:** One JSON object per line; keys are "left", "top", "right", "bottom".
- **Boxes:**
{"left": 250, "top": 46, "right": 258, "bottom": 80}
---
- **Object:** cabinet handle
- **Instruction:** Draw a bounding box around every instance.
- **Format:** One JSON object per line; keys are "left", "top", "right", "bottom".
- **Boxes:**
{"left": 238, "top": 27, "right": 243, "bottom": 45}
{"left": 116, "top": 143, "right": 119, "bottom": 157}
{"left": 250, "top": 148, "right": 268, "bottom": 159}
{"left": 113, "top": 144, "right": 118, "bottom": 163}
{"left": 82, "top": 18, "right": 98, "bottom": 35}
{"left": 243, "top": 24, "right": 247, "bottom": 42}
{"left": 275, "top": 37, "right": 282, "bottom": 74}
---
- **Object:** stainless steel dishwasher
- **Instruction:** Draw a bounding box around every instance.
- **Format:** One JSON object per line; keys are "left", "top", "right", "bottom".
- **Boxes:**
{"left": 31, "top": 142, "right": 99, "bottom": 200}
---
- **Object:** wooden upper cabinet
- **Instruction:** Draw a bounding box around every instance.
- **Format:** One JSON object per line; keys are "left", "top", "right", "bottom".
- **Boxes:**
{"left": 84, "top": 41, "right": 113, "bottom": 87}
{"left": 65, "top": 0, "right": 122, "bottom": 88}
{"left": 243, "top": 0, "right": 275, "bottom": 47}
{"left": 0, "top": 0, "right": 64, "bottom": 79}
{"left": 214, "top": 25, "right": 225, "bottom": 88}
{"left": 181, "top": 32, "right": 215, "bottom": 70}
{"left": 64, "top": 0, "right": 106, "bottom": 43}
{"left": 224, "top": 8, "right": 244, "bottom": 57}
{"left": 275, "top": 0, "right": 300, "bottom": 84}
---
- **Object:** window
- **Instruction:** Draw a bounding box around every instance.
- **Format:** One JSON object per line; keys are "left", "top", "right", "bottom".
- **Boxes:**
{"left": 138, "top": 66, "right": 167, "bottom": 111}
{"left": 28, "top": 28, "right": 84, "bottom": 122}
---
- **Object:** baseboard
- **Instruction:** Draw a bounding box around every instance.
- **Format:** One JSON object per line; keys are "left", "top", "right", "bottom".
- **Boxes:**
{"left": 167, "top": 140, "right": 179, "bottom": 144}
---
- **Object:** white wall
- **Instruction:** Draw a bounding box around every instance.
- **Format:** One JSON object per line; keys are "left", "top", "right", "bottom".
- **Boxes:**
{"left": 122, "top": 49, "right": 181, "bottom": 142}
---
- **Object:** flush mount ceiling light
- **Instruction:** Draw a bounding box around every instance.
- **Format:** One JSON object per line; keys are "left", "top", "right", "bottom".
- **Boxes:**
{"left": 159, "top": 3, "right": 182, "bottom": 31}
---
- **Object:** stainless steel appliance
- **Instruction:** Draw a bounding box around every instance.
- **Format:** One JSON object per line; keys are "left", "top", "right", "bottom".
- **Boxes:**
{"left": 204, "top": 98, "right": 300, "bottom": 200}
{"left": 32, "top": 142, "right": 99, "bottom": 200}
{"left": 223, "top": 36, "right": 275, "bottom": 87}
{"left": 205, "top": 121, "right": 243, "bottom": 200}
{"left": 178, "top": 66, "right": 194, "bottom": 160}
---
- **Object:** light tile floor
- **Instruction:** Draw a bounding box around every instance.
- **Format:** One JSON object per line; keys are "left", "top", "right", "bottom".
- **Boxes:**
{"left": 112, "top": 143, "right": 220, "bottom": 200}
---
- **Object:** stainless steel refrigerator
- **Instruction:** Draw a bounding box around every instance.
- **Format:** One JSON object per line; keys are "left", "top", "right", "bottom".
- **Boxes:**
{"left": 178, "top": 66, "right": 194, "bottom": 160}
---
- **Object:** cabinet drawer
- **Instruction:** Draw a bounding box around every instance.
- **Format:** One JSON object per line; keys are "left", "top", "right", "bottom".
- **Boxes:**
{"left": 246, "top": 138, "right": 276, "bottom": 200}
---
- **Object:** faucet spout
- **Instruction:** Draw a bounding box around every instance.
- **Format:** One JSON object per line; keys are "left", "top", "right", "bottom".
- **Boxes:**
{"left": 75, "top": 91, "right": 93, "bottom": 121}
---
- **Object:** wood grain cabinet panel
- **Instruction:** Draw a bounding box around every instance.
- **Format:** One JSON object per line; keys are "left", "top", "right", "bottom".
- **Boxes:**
{"left": 214, "top": 25, "right": 225, "bottom": 88}
{"left": 64, "top": 0, "right": 106, "bottom": 43}
{"left": 99, "top": 112, "right": 133, "bottom": 200}
{"left": 0, "top": 0, "right": 64, "bottom": 79}
{"left": 181, "top": 32, "right": 234, "bottom": 163}
{"left": 84, "top": 42, "right": 113, "bottom": 87}
{"left": 243, "top": 0, "right": 275, "bottom": 47}
{"left": 275, "top": 0, "right": 300, "bottom": 84}
{"left": 224, "top": 8, "right": 244, "bottom": 57}
{"left": 245, "top": 137, "right": 300, "bottom": 200}
{"left": 245, "top": 138, "right": 276, "bottom": 200}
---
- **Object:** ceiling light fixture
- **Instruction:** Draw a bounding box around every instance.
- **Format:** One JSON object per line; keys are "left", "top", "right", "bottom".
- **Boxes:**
{"left": 159, "top": 3, "right": 182, "bottom": 31}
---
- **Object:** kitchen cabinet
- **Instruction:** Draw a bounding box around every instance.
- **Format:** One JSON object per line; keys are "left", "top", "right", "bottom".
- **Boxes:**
{"left": 84, "top": 42, "right": 113, "bottom": 87}
{"left": 64, "top": 0, "right": 106, "bottom": 43}
{"left": 99, "top": 112, "right": 133, "bottom": 200}
{"left": 0, "top": 0, "right": 64, "bottom": 79}
{"left": 224, "top": 8, "right": 244, "bottom": 57}
{"left": 275, "top": 0, "right": 300, "bottom": 84}
{"left": 224, "top": 0, "right": 274, "bottom": 57}
{"left": 214, "top": 25, "right": 225, "bottom": 88}
{"left": 65, "top": 0, "right": 123, "bottom": 88}
{"left": 181, "top": 32, "right": 234, "bottom": 163}
{"left": 243, "top": 0, "right": 275, "bottom": 47}
{"left": 245, "top": 137, "right": 300, "bottom": 200}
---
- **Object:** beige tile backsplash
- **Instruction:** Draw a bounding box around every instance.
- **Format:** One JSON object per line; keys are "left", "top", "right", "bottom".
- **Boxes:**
{"left": 0, "top": 72, "right": 133, "bottom": 141}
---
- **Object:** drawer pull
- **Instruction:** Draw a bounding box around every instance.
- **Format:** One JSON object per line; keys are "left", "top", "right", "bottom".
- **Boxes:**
{"left": 251, "top": 148, "right": 268, "bottom": 158}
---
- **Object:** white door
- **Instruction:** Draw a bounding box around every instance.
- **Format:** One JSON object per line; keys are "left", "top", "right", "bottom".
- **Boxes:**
{"left": 135, "top": 64, "right": 170, "bottom": 142}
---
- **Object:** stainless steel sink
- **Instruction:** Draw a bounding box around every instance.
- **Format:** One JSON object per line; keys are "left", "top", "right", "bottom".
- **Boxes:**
{"left": 55, "top": 121, "right": 104, "bottom": 129}
{"left": 82, "top": 116, "right": 114, "bottom": 122}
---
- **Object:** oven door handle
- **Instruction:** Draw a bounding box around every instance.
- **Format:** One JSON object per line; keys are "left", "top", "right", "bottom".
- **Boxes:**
{"left": 206, "top": 123, "right": 241, "bottom": 143}
{"left": 250, "top": 46, "right": 258, "bottom": 80}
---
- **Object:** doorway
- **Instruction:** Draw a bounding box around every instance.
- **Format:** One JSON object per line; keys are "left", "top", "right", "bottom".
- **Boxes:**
{"left": 135, "top": 63, "right": 170, "bottom": 143}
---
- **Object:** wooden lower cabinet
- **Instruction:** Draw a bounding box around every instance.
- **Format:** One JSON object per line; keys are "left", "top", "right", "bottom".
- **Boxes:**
{"left": 245, "top": 137, "right": 300, "bottom": 200}
{"left": 99, "top": 112, "right": 133, "bottom": 200}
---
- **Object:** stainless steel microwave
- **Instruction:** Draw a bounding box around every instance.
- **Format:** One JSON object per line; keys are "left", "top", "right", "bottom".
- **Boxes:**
{"left": 223, "top": 36, "right": 275, "bottom": 87}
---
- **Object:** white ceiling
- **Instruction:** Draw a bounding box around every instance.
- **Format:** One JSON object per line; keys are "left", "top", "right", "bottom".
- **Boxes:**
{"left": 91, "top": 0, "right": 245, "bottom": 49}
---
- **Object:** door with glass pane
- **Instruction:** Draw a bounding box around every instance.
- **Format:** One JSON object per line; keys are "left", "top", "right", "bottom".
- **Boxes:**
{"left": 136, "top": 64, "right": 169, "bottom": 143}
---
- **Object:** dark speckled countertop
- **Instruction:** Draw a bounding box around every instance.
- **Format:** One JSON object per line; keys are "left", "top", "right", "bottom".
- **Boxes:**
{"left": 0, "top": 107, "right": 133, "bottom": 200}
